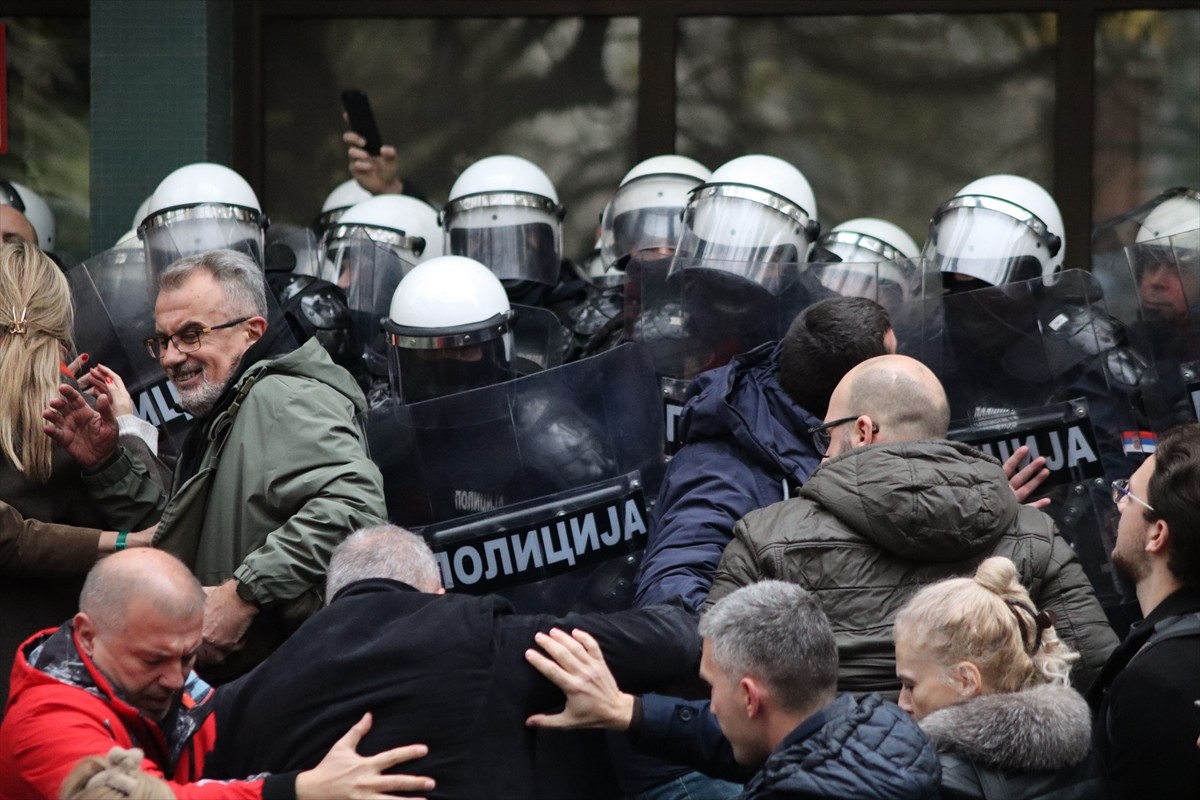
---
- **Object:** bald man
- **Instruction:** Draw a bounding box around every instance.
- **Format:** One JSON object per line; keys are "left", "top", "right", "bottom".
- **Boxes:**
{"left": 0, "top": 205, "right": 38, "bottom": 246}
{"left": 705, "top": 354, "right": 1117, "bottom": 694}
{"left": 0, "top": 549, "right": 433, "bottom": 799}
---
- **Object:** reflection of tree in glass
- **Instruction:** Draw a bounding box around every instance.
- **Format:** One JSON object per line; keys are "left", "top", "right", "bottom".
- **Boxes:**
{"left": 264, "top": 17, "right": 639, "bottom": 260}
{"left": 1, "top": 17, "right": 91, "bottom": 261}
{"left": 1093, "top": 10, "right": 1200, "bottom": 222}
{"left": 676, "top": 14, "right": 1058, "bottom": 242}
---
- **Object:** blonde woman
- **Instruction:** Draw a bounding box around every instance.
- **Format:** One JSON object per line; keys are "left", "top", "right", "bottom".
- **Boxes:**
{"left": 0, "top": 241, "right": 155, "bottom": 707}
{"left": 894, "top": 556, "right": 1104, "bottom": 799}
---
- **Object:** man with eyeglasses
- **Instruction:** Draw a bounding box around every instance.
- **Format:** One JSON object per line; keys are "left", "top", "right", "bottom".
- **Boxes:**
{"left": 1087, "top": 423, "right": 1200, "bottom": 798}
{"left": 705, "top": 353, "right": 1117, "bottom": 696}
{"left": 43, "top": 249, "right": 386, "bottom": 682}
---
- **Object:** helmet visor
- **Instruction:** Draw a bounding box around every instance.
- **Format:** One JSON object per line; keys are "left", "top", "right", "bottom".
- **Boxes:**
{"left": 924, "top": 200, "right": 1059, "bottom": 287}
{"left": 445, "top": 202, "right": 561, "bottom": 286}
{"left": 600, "top": 174, "right": 701, "bottom": 268}
{"left": 141, "top": 212, "right": 265, "bottom": 275}
{"left": 324, "top": 236, "right": 414, "bottom": 369}
{"left": 811, "top": 259, "right": 917, "bottom": 309}
{"left": 389, "top": 335, "right": 513, "bottom": 404}
{"left": 671, "top": 193, "right": 811, "bottom": 293}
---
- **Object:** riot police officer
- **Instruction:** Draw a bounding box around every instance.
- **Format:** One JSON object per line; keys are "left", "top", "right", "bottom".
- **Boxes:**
{"left": 813, "top": 217, "right": 921, "bottom": 308}
{"left": 563, "top": 155, "right": 711, "bottom": 361}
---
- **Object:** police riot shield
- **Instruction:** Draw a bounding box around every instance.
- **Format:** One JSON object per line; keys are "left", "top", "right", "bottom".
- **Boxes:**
{"left": 361, "top": 343, "right": 664, "bottom": 615}
{"left": 510, "top": 303, "right": 567, "bottom": 375}
{"left": 67, "top": 248, "right": 195, "bottom": 465}
{"left": 918, "top": 270, "right": 1152, "bottom": 633}
{"left": 808, "top": 256, "right": 926, "bottom": 314}
{"left": 625, "top": 250, "right": 835, "bottom": 453}
{"left": 948, "top": 400, "right": 1135, "bottom": 626}
{"left": 264, "top": 227, "right": 362, "bottom": 376}
{"left": 561, "top": 281, "right": 625, "bottom": 362}
{"left": 265, "top": 225, "right": 325, "bottom": 278}
{"left": 320, "top": 234, "right": 415, "bottom": 379}
{"left": 1091, "top": 229, "right": 1200, "bottom": 430}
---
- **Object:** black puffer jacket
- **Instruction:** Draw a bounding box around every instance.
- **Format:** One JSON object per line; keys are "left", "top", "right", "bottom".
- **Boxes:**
{"left": 706, "top": 440, "right": 1118, "bottom": 694}
{"left": 742, "top": 693, "right": 940, "bottom": 799}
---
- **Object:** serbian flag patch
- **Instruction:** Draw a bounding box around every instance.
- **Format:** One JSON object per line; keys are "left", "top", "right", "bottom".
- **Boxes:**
{"left": 1122, "top": 431, "right": 1158, "bottom": 455}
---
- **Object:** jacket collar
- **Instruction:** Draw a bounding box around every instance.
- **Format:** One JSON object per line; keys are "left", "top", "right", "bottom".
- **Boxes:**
{"left": 681, "top": 340, "right": 822, "bottom": 482}
{"left": 919, "top": 683, "right": 1092, "bottom": 771}
{"left": 20, "top": 623, "right": 216, "bottom": 772}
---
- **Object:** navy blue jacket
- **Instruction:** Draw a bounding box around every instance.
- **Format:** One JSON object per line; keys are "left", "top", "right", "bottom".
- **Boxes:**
{"left": 632, "top": 692, "right": 941, "bottom": 799}
{"left": 634, "top": 341, "right": 822, "bottom": 609}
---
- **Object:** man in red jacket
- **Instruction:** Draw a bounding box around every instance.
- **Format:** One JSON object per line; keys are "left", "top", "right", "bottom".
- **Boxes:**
{"left": 0, "top": 548, "right": 433, "bottom": 800}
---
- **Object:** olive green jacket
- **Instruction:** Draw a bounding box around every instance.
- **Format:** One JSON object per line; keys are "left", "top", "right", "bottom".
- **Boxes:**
{"left": 705, "top": 439, "right": 1118, "bottom": 694}
{"left": 83, "top": 338, "right": 385, "bottom": 610}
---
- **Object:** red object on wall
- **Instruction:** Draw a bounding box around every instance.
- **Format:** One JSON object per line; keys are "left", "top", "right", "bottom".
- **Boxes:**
{"left": 0, "top": 24, "right": 7, "bottom": 154}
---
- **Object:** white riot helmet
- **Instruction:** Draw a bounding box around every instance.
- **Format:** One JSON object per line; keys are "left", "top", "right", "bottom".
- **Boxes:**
{"left": 314, "top": 179, "right": 373, "bottom": 233}
{"left": 815, "top": 217, "right": 921, "bottom": 305}
{"left": 599, "top": 155, "right": 710, "bottom": 272}
{"left": 327, "top": 194, "right": 443, "bottom": 269}
{"left": 323, "top": 195, "right": 445, "bottom": 373}
{"left": 671, "top": 154, "right": 819, "bottom": 293}
{"left": 139, "top": 163, "right": 267, "bottom": 273}
{"left": 383, "top": 255, "right": 514, "bottom": 403}
{"left": 1135, "top": 188, "right": 1200, "bottom": 243}
{"left": 442, "top": 155, "right": 564, "bottom": 287}
{"left": 924, "top": 174, "right": 1064, "bottom": 287}
{"left": 0, "top": 180, "right": 57, "bottom": 252}
{"left": 114, "top": 195, "right": 155, "bottom": 249}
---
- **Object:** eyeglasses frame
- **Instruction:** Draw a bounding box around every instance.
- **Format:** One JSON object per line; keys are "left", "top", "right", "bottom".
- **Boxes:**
{"left": 143, "top": 316, "right": 252, "bottom": 360}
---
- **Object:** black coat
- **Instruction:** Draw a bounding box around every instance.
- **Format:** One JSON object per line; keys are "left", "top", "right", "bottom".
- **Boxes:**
{"left": 204, "top": 578, "right": 702, "bottom": 799}
{"left": 1086, "top": 586, "right": 1200, "bottom": 799}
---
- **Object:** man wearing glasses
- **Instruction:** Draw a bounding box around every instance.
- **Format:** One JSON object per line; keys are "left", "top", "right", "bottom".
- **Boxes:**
{"left": 43, "top": 249, "right": 385, "bottom": 682}
{"left": 1087, "top": 423, "right": 1200, "bottom": 798}
{"left": 704, "top": 353, "right": 1117, "bottom": 695}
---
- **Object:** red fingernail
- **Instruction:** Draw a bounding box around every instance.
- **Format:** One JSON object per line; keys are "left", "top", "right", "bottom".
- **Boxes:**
{"left": 106, "top": 376, "right": 113, "bottom": 385}
{"left": 60, "top": 362, "right": 74, "bottom": 377}
{"left": 80, "top": 353, "right": 89, "bottom": 362}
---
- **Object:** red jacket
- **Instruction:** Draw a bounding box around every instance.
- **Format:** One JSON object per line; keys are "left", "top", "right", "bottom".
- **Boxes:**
{"left": 0, "top": 624, "right": 270, "bottom": 800}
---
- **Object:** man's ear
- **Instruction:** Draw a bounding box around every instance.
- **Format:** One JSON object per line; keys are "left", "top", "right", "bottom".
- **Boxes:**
{"left": 74, "top": 612, "right": 97, "bottom": 657}
{"left": 245, "top": 315, "right": 268, "bottom": 344}
{"left": 853, "top": 415, "right": 877, "bottom": 447}
{"left": 1145, "top": 519, "right": 1171, "bottom": 556}
{"left": 741, "top": 676, "right": 765, "bottom": 719}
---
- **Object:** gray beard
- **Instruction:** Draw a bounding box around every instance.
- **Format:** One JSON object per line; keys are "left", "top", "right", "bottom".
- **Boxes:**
{"left": 172, "top": 353, "right": 243, "bottom": 418}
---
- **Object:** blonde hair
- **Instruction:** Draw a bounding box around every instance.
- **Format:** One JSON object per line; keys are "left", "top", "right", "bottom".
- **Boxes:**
{"left": 59, "top": 747, "right": 175, "bottom": 799}
{"left": 0, "top": 241, "right": 74, "bottom": 483}
{"left": 894, "top": 556, "right": 1079, "bottom": 692}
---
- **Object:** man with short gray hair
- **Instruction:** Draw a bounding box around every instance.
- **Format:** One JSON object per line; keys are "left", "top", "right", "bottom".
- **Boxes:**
{"left": 44, "top": 248, "right": 386, "bottom": 681}
{"left": 205, "top": 524, "right": 703, "bottom": 799}
{"left": 525, "top": 580, "right": 941, "bottom": 798}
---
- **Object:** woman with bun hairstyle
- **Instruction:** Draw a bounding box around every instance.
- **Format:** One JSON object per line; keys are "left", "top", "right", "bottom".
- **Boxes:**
{"left": 893, "top": 556, "right": 1105, "bottom": 799}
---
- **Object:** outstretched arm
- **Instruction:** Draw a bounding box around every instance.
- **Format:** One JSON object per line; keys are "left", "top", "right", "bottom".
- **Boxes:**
{"left": 524, "top": 629, "right": 635, "bottom": 731}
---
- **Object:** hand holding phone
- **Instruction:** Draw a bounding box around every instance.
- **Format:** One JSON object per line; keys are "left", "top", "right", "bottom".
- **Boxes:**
{"left": 341, "top": 89, "right": 383, "bottom": 156}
